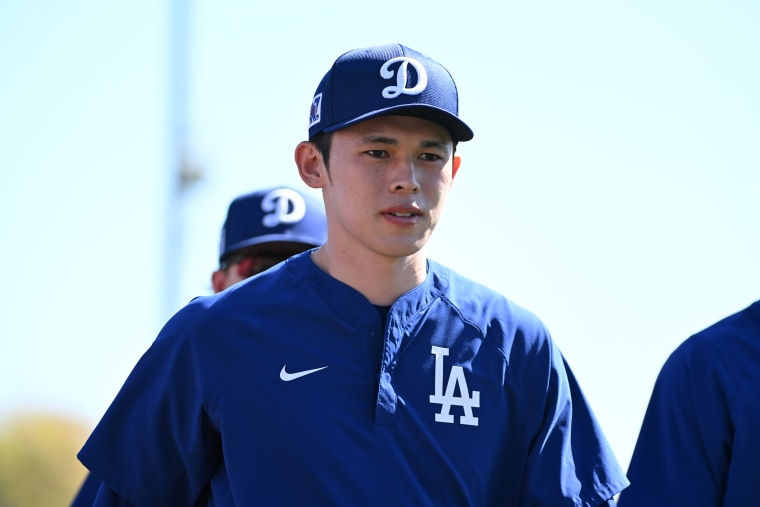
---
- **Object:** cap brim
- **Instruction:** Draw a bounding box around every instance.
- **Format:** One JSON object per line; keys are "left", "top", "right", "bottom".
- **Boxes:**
{"left": 222, "top": 234, "right": 322, "bottom": 261}
{"left": 324, "top": 104, "right": 473, "bottom": 142}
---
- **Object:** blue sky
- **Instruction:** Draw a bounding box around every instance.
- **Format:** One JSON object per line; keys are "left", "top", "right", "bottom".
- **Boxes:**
{"left": 1, "top": 0, "right": 758, "bottom": 470}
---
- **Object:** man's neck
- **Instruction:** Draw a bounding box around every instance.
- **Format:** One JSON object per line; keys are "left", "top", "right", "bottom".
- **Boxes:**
{"left": 310, "top": 244, "right": 427, "bottom": 306}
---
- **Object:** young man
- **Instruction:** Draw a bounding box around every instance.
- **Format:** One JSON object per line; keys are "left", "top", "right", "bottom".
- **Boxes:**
{"left": 618, "top": 300, "right": 760, "bottom": 507}
{"left": 70, "top": 185, "right": 327, "bottom": 506}
{"left": 77, "top": 43, "right": 628, "bottom": 506}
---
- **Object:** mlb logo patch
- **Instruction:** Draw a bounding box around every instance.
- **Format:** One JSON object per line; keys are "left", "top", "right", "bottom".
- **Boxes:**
{"left": 308, "top": 93, "right": 322, "bottom": 128}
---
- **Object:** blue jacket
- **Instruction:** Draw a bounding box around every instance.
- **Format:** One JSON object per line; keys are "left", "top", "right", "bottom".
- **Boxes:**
{"left": 78, "top": 252, "right": 627, "bottom": 506}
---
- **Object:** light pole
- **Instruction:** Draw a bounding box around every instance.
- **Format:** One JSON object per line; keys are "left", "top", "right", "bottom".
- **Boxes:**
{"left": 165, "top": 0, "right": 202, "bottom": 321}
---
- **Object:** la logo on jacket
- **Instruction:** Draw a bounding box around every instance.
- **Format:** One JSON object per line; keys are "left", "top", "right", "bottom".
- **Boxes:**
{"left": 429, "top": 346, "right": 480, "bottom": 426}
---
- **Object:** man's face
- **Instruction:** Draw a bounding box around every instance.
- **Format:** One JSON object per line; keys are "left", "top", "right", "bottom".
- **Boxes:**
{"left": 320, "top": 115, "right": 460, "bottom": 262}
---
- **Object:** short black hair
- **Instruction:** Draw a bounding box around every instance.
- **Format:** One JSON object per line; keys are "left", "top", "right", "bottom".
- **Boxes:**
{"left": 309, "top": 131, "right": 333, "bottom": 171}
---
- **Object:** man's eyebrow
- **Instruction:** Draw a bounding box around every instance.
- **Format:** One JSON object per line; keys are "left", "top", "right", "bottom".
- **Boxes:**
{"left": 360, "top": 135, "right": 398, "bottom": 145}
{"left": 360, "top": 136, "right": 451, "bottom": 152}
{"left": 420, "top": 139, "right": 450, "bottom": 152}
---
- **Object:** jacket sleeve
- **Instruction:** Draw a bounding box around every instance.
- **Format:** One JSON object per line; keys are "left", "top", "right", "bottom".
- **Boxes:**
{"left": 77, "top": 302, "right": 224, "bottom": 506}
{"left": 618, "top": 340, "right": 731, "bottom": 506}
{"left": 509, "top": 314, "right": 629, "bottom": 507}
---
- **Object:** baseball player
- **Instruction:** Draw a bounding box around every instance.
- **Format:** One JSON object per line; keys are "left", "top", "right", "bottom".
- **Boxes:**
{"left": 76, "top": 43, "right": 628, "bottom": 506}
{"left": 70, "top": 185, "right": 327, "bottom": 506}
{"left": 210, "top": 185, "right": 328, "bottom": 292}
{"left": 618, "top": 299, "right": 760, "bottom": 506}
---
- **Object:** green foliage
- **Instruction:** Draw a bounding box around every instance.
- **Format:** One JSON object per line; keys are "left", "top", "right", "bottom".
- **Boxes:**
{"left": 0, "top": 411, "right": 90, "bottom": 507}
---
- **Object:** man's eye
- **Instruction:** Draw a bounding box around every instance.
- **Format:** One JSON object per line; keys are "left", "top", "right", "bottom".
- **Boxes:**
{"left": 366, "top": 150, "right": 386, "bottom": 158}
{"left": 420, "top": 153, "right": 442, "bottom": 162}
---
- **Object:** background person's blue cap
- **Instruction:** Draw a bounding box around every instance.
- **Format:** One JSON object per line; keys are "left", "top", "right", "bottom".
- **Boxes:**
{"left": 308, "top": 43, "right": 473, "bottom": 142}
{"left": 218, "top": 186, "right": 328, "bottom": 263}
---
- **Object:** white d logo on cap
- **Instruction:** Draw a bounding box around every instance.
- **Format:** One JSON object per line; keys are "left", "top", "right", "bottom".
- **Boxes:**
{"left": 380, "top": 57, "right": 428, "bottom": 99}
{"left": 261, "top": 189, "right": 307, "bottom": 227}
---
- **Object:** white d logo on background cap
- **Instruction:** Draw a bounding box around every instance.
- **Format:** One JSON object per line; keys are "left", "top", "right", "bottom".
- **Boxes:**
{"left": 261, "top": 188, "right": 307, "bottom": 227}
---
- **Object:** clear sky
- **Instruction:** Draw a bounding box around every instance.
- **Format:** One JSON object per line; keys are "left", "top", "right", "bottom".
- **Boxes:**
{"left": 1, "top": 0, "right": 758, "bottom": 470}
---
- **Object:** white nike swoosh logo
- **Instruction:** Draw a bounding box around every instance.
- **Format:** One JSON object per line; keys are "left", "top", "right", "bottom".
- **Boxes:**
{"left": 279, "top": 365, "right": 328, "bottom": 381}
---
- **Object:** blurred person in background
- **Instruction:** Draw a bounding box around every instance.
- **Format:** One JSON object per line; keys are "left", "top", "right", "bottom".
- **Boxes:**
{"left": 211, "top": 185, "right": 328, "bottom": 292}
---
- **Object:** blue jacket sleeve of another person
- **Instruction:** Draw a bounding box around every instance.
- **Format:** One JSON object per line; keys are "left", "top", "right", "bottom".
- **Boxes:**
{"left": 618, "top": 300, "right": 760, "bottom": 507}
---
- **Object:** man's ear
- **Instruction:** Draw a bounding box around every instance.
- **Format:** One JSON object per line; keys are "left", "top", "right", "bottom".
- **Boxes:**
{"left": 211, "top": 270, "right": 226, "bottom": 294}
{"left": 452, "top": 155, "right": 462, "bottom": 180}
{"left": 295, "top": 141, "right": 326, "bottom": 189}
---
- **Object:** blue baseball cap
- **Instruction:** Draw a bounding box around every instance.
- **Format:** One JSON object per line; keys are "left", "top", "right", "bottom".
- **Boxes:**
{"left": 218, "top": 186, "right": 328, "bottom": 263}
{"left": 308, "top": 43, "right": 473, "bottom": 142}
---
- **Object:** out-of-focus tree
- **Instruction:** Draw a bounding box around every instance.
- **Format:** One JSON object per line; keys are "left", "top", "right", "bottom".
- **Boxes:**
{"left": 0, "top": 411, "right": 90, "bottom": 507}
